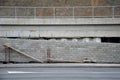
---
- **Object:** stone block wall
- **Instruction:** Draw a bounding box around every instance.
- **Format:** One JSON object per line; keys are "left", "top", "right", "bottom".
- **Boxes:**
{"left": 0, "top": 38, "right": 120, "bottom": 63}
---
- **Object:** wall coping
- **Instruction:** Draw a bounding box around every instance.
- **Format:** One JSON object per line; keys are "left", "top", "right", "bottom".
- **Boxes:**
{"left": 0, "top": 18, "right": 120, "bottom": 25}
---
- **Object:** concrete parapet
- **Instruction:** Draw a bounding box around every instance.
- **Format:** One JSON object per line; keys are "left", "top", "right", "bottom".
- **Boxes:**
{"left": 0, "top": 18, "right": 120, "bottom": 25}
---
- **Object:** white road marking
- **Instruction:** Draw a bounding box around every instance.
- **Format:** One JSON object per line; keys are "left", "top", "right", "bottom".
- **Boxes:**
{"left": 8, "top": 71, "right": 120, "bottom": 74}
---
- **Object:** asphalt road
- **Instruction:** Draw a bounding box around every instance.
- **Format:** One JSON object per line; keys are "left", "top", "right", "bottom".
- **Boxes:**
{"left": 0, "top": 68, "right": 120, "bottom": 80}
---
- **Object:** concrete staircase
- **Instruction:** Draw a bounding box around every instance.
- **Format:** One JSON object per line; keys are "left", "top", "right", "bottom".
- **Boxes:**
{"left": 0, "top": 38, "right": 120, "bottom": 63}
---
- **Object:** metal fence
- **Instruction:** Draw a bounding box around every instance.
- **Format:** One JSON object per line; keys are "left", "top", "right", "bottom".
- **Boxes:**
{"left": 0, "top": 6, "right": 120, "bottom": 18}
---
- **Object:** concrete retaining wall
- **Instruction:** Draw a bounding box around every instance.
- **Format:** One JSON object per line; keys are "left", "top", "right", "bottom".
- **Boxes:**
{"left": 0, "top": 38, "right": 120, "bottom": 63}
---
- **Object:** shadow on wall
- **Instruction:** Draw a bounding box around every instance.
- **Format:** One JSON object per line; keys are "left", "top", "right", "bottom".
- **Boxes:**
{"left": 101, "top": 37, "right": 120, "bottom": 43}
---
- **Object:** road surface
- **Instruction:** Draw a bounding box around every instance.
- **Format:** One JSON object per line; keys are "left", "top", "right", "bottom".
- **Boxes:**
{"left": 0, "top": 67, "right": 120, "bottom": 80}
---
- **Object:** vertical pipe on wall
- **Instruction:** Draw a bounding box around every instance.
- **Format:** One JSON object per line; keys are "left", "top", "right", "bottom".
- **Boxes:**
{"left": 47, "top": 48, "right": 50, "bottom": 63}
{"left": 5, "top": 47, "right": 10, "bottom": 63}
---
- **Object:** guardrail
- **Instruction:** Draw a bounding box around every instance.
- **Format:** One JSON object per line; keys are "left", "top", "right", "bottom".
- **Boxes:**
{"left": 0, "top": 6, "right": 120, "bottom": 18}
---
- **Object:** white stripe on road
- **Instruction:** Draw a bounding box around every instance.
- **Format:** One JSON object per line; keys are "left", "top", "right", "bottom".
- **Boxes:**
{"left": 8, "top": 71, "right": 120, "bottom": 74}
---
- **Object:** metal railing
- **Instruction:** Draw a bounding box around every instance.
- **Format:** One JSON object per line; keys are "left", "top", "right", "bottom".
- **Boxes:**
{"left": 0, "top": 6, "right": 120, "bottom": 18}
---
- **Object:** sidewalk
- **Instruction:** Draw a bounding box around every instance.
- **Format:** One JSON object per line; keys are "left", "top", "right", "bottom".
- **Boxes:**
{"left": 0, "top": 63, "right": 120, "bottom": 68}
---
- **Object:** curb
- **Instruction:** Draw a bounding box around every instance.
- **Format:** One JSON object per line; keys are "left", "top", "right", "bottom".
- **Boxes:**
{"left": 0, "top": 63, "right": 120, "bottom": 68}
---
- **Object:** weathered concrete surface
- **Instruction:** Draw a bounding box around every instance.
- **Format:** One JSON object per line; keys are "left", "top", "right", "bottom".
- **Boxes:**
{"left": 0, "top": 38, "right": 120, "bottom": 63}
{"left": 0, "top": 18, "right": 120, "bottom": 25}
{"left": 0, "top": 25, "right": 120, "bottom": 38}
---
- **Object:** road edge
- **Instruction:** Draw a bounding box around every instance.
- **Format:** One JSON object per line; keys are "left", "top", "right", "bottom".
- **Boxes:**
{"left": 0, "top": 63, "right": 120, "bottom": 68}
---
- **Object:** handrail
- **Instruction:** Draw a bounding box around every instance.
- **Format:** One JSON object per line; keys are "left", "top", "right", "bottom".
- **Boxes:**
{"left": 3, "top": 44, "right": 43, "bottom": 63}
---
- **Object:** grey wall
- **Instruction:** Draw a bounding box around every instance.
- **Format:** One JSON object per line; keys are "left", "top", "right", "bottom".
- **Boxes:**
{"left": 0, "top": 38, "right": 120, "bottom": 63}
{"left": 0, "top": 24, "right": 120, "bottom": 38}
